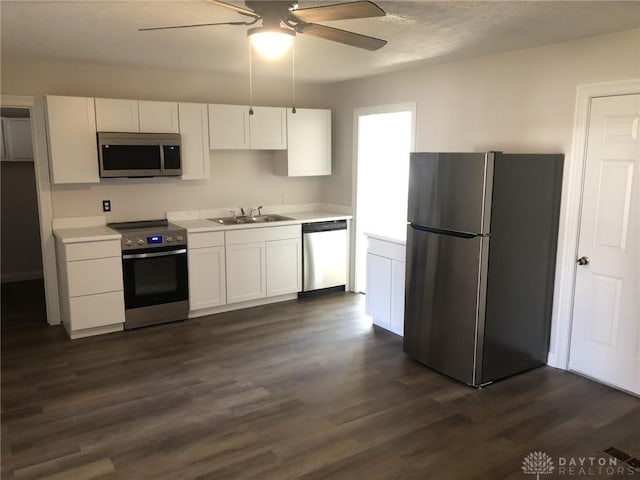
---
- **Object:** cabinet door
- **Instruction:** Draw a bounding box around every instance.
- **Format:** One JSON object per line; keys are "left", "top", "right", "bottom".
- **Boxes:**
{"left": 225, "top": 242, "right": 265, "bottom": 303}
{"left": 3, "top": 118, "right": 33, "bottom": 160}
{"left": 178, "top": 103, "right": 210, "bottom": 179}
{"left": 390, "top": 260, "right": 405, "bottom": 336}
{"left": 95, "top": 98, "right": 139, "bottom": 132}
{"left": 139, "top": 101, "right": 179, "bottom": 133}
{"left": 250, "top": 106, "right": 287, "bottom": 150}
{"left": 189, "top": 246, "right": 226, "bottom": 309}
{"left": 208, "top": 104, "right": 249, "bottom": 149}
{"left": 278, "top": 108, "right": 331, "bottom": 176}
{"left": 266, "top": 238, "right": 301, "bottom": 296}
{"left": 45, "top": 96, "right": 100, "bottom": 184}
{"left": 365, "top": 253, "right": 392, "bottom": 328}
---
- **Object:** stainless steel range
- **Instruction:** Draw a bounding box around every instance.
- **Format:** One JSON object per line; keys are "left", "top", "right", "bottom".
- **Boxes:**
{"left": 108, "top": 219, "right": 188, "bottom": 329}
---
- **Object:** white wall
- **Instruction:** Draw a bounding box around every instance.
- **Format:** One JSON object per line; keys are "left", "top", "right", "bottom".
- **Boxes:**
{"left": 324, "top": 28, "right": 640, "bottom": 363}
{"left": 1, "top": 57, "right": 332, "bottom": 220}
{"left": 325, "top": 28, "right": 640, "bottom": 206}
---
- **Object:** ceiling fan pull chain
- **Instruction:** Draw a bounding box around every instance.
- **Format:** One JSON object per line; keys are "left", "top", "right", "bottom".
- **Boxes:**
{"left": 291, "top": 41, "right": 296, "bottom": 114}
{"left": 249, "top": 42, "right": 254, "bottom": 115}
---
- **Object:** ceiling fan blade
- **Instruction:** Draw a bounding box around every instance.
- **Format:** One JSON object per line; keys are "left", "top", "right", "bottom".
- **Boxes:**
{"left": 204, "top": 0, "right": 260, "bottom": 18}
{"left": 299, "top": 23, "right": 386, "bottom": 51}
{"left": 139, "top": 20, "right": 254, "bottom": 31}
{"left": 290, "top": 1, "right": 384, "bottom": 23}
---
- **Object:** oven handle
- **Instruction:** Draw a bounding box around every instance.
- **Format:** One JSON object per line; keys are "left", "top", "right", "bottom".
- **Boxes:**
{"left": 122, "top": 248, "right": 187, "bottom": 260}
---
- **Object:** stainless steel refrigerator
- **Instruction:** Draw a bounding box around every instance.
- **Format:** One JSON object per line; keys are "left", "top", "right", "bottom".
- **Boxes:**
{"left": 404, "top": 152, "right": 564, "bottom": 387}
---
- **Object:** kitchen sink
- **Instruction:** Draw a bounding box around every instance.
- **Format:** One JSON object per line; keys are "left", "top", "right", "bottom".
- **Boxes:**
{"left": 208, "top": 214, "right": 293, "bottom": 225}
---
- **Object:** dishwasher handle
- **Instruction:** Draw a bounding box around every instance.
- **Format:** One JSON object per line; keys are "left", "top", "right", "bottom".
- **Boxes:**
{"left": 302, "top": 220, "right": 347, "bottom": 234}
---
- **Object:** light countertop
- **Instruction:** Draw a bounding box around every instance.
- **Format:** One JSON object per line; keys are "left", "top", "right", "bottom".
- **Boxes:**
{"left": 366, "top": 232, "right": 406, "bottom": 245}
{"left": 173, "top": 211, "right": 352, "bottom": 233}
{"left": 52, "top": 212, "right": 352, "bottom": 242}
{"left": 53, "top": 225, "right": 121, "bottom": 244}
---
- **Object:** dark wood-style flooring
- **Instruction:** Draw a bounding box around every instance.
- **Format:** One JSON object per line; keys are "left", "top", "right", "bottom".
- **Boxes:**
{"left": 2, "top": 289, "right": 639, "bottom": 479}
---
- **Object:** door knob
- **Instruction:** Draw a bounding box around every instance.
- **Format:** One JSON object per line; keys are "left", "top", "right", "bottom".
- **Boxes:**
{"left": 576, "top": 256, "right": 590, "bottom": 266}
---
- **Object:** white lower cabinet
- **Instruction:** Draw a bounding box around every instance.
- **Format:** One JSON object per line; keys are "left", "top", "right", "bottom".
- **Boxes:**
{"left": 69, "top": 291, "right": 124, "bottom": 331}
{"left": 266, "top": 238, "right": 302, "bottom": 296}
{"left": 226, "top": 242, "right": 266, "bottom": 303}
{"left": 366, "top": 254, "right": 392, "bottom": 326}
{"left": 225, "top": 225, "right": 301, "bottom": 304}
{"left": 188, "top": 231, "right": 226, "bottom": 310}
{"left": 365, "top": 237, "right": 405, "bottom": 336}
{"left": 55, "top": 238, "right": 125, "bottom": 338}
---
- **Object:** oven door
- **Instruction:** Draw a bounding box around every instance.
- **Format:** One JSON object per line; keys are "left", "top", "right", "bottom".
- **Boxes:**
{"left": 122, "top": 245, "right": 188, "bottom": 310}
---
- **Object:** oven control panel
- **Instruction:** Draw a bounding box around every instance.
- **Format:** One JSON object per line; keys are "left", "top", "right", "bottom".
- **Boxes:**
{"left": 120, "top": 228, "right": 186, "bottom": 251}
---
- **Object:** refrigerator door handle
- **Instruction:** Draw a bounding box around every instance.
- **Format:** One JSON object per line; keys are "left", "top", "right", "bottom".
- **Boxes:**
{"left": 409, "top": 223, "right": 481, "bottom": 239}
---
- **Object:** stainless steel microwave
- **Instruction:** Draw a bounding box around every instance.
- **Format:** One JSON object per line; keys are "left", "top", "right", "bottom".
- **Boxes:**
{"left": 97, "top": 132, "right": 182, "bottom": 178}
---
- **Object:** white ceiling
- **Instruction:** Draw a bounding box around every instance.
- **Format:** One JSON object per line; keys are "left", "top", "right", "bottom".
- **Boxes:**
{"left": 2, "top": 1, "right": 639, "bottom": 83}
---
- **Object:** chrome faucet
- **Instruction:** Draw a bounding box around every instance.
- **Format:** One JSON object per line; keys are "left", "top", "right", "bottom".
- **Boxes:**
{"left": 248, "top": 206, "right": 263, "bottom": 218}
{"left": 239, "top": 206, "right": 246, "bottom": 216}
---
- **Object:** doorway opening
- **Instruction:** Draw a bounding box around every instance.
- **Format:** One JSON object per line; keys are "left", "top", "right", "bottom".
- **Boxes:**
{"left": 353, "top": 104, "right": 415, "bottom": 293}
{"left": 0, "top": 107, "right": 47, "bottom": 331}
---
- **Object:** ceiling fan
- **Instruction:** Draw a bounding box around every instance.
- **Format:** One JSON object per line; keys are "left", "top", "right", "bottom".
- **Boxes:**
{"left": 140, "top": 0, "right": 387, "bottom": 52}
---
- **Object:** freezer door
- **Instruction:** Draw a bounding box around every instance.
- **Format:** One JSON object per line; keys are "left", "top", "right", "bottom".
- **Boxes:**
{"left": 408, "top": 152, "right": 494, "bottom": 234}
{"left": 403, "top": 225, "right": 489, "bottom": 385}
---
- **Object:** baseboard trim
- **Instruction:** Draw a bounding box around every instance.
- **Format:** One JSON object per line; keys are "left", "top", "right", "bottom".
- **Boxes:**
{"left": 188, "top": 293, "right": 299, "bottom": 319}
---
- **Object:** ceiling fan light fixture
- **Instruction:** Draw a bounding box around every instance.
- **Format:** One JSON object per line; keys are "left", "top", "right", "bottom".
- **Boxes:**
{"left": 248, "top": 26, "right": 295, "bottom": 60}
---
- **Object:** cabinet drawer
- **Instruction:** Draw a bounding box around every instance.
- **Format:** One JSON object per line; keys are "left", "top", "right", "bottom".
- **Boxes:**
{"left": 70, "top": 291, "right": 125, "bottom": 330}
{"left": 225, "top": 225, "right": 300, "bottom": 245}
{"left": 67, "top": 257, "right": 123, "bottom": 297}
{"left": 367, "top": 238, "right": 406, "bottom": 262}
{"left": 188, "top": 231, "right": 224, "bottom": 249}
{"left": 65, "top": 240, "right": 121, "bottom": 261}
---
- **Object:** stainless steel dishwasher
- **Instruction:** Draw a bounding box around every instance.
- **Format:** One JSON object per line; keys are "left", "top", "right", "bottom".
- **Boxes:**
{"left": 301, "top": 220, "right": 347, "bottom": 295}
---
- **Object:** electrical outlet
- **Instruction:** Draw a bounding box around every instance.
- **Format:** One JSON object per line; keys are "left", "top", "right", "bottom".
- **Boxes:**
{"left": 102, "top": 200, "right": 111, "bottom": 212}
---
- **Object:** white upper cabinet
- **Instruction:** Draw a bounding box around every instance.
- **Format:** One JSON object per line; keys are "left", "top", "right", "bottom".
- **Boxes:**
{"left": 249, "top": 106, "right": 287, "bottom": 150}
{"left": 139, "top": 100, "right": 179, "bottom": 133}
{"left": 275, "top": 108, "right": 331, "bottom": 176}
{"left": 208, "top": 104, "right": 249, "bottom": 149}
{"left": 1, "top": 118, "right": 33, "bottom": 161}
{"left": 45, "top": 95, "right": 100, "bottom": 184}
{"left": 95, "top": 98, "right": 139, "bottom": 132}
{"left": 208, "top": 104, "right": 286, "bottom": 150}
{"left": 178, "top": 102, "right": 210, "bottom": 180}
{"left": 95, "top": 98, "right": 179, "bottom": 133}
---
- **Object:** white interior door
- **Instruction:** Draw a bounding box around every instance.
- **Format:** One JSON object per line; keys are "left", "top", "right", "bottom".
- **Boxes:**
{"left": 354, "top": 105, "right": 415, "bottom": 293}
{"left": 569, "top": 94, "right": 640, "bottom": 395}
